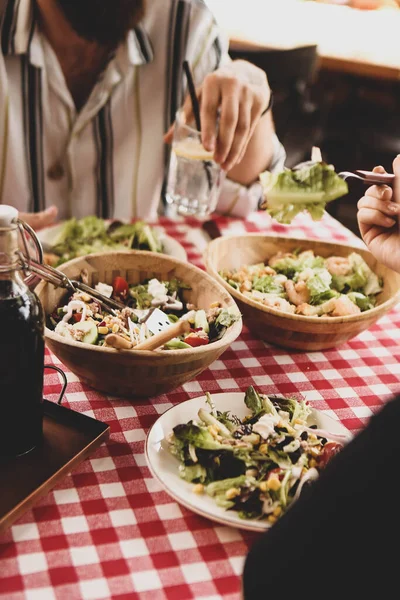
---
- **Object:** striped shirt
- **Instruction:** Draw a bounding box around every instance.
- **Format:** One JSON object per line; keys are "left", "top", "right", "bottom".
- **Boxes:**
{"left": 0, "top": 0, "right": 285, "bottom": 221}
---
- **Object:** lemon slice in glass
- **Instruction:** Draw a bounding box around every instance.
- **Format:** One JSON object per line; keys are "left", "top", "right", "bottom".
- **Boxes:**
{"left": 173, "top": 138, "right": 214, "bottom": 161}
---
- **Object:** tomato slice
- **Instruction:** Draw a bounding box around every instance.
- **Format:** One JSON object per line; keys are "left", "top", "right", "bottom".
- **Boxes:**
{"left": 184, "top": 334, "right": 209, "bottom": 347}
{"left": 318, "top": 442, "right": 343, "bottom": 469}
{"left": 113, "top": 276, "right": 129, "bottom": 300}
{"left": 72, "top": 313, "right": 82, "bottom": 322}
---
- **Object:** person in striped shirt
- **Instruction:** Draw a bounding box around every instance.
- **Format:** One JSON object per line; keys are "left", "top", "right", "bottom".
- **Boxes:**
{"left": 0, "top": 0, "right": 285, "bottom": 229}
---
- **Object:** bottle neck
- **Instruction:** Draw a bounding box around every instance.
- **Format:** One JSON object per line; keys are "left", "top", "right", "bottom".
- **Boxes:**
{"left": 0, "top": 225, "right": 27, "bottom": 292}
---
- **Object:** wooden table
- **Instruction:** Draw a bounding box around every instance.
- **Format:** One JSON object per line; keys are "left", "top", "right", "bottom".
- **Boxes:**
{"left": 206, "top": 0, "right": 400, "bottom": 81}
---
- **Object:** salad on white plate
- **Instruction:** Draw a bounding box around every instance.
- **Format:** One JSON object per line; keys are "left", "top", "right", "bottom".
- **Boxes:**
{"left": 146, "top": 388, "right": 351, "bottom": 531}
{"left": 38, "top": 215, "right": 187, "bottom": 265}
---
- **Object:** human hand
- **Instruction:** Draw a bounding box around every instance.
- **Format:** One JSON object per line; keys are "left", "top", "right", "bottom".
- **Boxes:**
{"left": 19, "top": 206, "right": 58, "bottom": 231}
{"left": 164, "top": 60, "right": 271, "bottom": 172}
{"left": 357, "top": 156, "right": 400, "bottom": 273}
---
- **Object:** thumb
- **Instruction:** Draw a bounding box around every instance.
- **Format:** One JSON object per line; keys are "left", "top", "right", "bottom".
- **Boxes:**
{"left": 163, "top": 124, "right": 175, "bottom": 145}
{"left": 19, "top": 206, "right": 58, "bottom": 231}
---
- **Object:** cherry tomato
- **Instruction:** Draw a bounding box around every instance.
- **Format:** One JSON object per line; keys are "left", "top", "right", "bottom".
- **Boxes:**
{"left": 318, "top": 442, "right": 342, "bottom": 469}
{"left": 72, "top": 313, "right": 82, "bottom": 322}
{"left": 113, "top": 276, "right": 129, "bottom": 300}
{"left": 184, "top": 334, "right": 209, "bottom": 347}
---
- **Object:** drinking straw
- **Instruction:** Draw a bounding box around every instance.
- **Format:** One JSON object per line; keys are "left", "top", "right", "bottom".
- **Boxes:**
{"left": 182, "top": 60, "right": 213, "bottom": 191}
{"left": 183, "top": 60, "right": 202, "bottom": 132}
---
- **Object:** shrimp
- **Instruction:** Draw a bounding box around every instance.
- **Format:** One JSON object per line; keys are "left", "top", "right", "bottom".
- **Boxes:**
{"left": 262, "top": 295, "right": 295, "bottom": 314}
{"left": 325, "top": 295, "right": 361, "bottom": 317}
{"left": 325, "top": 256, "right": 351, "bottom": 276}
{"left": 284, "top": 280, "right": 310, "bottom": 306}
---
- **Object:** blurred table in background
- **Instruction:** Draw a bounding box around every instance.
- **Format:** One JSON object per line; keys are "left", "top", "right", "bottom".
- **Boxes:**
{"left": 206, "top": 0, "right": 400, "bottom": 81}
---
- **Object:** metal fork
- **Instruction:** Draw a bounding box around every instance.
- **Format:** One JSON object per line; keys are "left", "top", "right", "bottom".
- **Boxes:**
{"left": 28, "top": 259, "right": 125, "bottom": 316}
{"left": 338, "top": 170, "right": 395, "bottom": 186}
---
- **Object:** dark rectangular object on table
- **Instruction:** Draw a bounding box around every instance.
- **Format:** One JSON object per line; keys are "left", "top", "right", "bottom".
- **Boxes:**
{"left": 202, "top": 220, "right": 222, "bottom": 241}
{"left": 0, "top": 400, "right": 109, "bottom": 534}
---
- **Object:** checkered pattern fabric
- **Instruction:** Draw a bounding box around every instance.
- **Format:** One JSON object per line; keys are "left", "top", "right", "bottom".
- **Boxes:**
{"left": 2, "top": 211, "right": 400, "bottom": 600}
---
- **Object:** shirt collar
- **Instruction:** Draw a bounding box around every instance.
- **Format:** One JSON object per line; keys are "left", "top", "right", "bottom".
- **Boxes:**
{"left": 1, "top": 0, "right": 154, "bottom": 67}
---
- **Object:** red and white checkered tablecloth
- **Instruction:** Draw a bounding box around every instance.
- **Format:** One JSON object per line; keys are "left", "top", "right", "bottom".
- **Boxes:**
{"left": 2, "top": 212, "right": 400, "bottom": 600}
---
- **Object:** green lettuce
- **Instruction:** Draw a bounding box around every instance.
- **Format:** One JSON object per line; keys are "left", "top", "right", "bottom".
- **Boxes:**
{"left": 50, "top": 217, "right": 163, "bottom": 265}
{"left": 332, "top": 253, "right": 383, "bottom": 296}
{"left": 347, "top": 292, "right": 375, "bottom": 311}
{"left": 260, "top": 162, "right": 348, "bottom": 224}
{"left": 252, "top": 275, "right": 285, "bottom": 296}
{"left": 306, "top": 268, "right": 333, "bottom": 304}
{"left": 179, "top": 463, "right": 207, "bottom": 483}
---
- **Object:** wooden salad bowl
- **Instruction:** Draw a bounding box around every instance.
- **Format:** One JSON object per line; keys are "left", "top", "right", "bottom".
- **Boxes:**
{"left": 204, "top": 234, "right": 400, "bottom": 351}
{"left": 36, "top": 251, "right": 242, "bottom": 398}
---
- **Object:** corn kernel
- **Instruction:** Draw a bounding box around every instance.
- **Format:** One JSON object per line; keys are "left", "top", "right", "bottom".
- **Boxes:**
{"left": 95, "top": 313, "right": 102, "bottom": 319}
{"left": 98, "top": 326, "right": 109, "bottom": 335}
{"left": 225, "top": 487, "right": 240, "bottom": 500}
{"left": 80, "top": 293, "right": 92, "bottom": 303}
{"left": 112, "top": 324, "right": 120, "bottom": 333}
{"left": 259, "top": 481, "right": 268, "bottom": 493}
{"left": 267, "top": 476, "right": 281, "bottom": 491}
{"left": 193, "top": 484, "right": 204, "bottom": 494}
{"left": 259, "top": 444, "right": 269, "bottom": 455}
{"left": 267, "top": 515, "right": 277, "bottom": 524}
{"left": 210, "top": 301, "right": 221, "bottom": 308}
{"left": 273, "top": 506, "right": 282, "bottom": 517}
{"left": 309, "top": 433, "right": 317, "bottom": 441}
{"left": 309, "top": 447, "right": 321, "bottom": 458}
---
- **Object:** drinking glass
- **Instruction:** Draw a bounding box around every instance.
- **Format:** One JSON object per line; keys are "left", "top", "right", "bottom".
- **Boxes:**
{"left": 166, "top": 110, "right": 225, "bottom": 217}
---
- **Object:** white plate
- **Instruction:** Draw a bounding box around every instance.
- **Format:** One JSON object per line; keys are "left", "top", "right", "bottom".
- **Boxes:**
{"left": 145, "top": 392, "right": 352, "bottom": 532}
{"left": 37, "top": 221, "right": 187, "bottom": 262}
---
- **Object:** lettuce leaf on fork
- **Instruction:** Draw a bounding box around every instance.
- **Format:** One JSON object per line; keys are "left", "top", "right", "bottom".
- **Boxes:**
{"left": 260, "top": 148, "right": 348, "bottom": 225}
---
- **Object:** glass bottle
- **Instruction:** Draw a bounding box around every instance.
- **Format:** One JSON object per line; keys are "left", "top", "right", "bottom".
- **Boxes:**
{"left": 0, "top": 205, "right": 45, "bottom": 458}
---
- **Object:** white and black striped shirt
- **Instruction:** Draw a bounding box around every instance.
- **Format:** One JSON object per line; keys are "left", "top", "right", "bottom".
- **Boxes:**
{"left": 0, "top": 0, "right": 285, "bottom": 221}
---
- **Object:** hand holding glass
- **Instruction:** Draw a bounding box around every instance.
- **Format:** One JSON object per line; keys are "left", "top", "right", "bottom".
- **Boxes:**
{"left": 166, "top": 110, "right": 225, "bottom": 217}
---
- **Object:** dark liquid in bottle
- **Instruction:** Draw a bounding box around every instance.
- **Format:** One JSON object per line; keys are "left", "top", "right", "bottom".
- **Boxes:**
{"left": 0, "top": 280, "right": 44, "bottom": 458}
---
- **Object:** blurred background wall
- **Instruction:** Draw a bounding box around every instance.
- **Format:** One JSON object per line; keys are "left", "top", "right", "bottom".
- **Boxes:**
{"left": 206, "top": 0, "right": 400, "bottom": 236}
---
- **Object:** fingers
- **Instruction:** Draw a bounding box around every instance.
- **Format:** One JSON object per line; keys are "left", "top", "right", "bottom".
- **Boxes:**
{"left": 200, "top": 75, "right": 220, "bottom": 153}
{"left": 364, "top": 180, "right": 393, "bottom": 201}
{"left": 357, "top": 207, "right": 396, "bottom": 229}
{"left": 19, "top": 206, "right": 58, "bottom": 231}
{"left": 215, "top": 89, "right": 240, "bottom": 167}
{"left": 236, "top": 100, "right": 264, "bottom": 165}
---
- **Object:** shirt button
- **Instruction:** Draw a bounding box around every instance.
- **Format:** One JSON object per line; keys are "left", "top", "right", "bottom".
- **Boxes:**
{"left": 47, "top": 163, "right": 65, "bottom": 181}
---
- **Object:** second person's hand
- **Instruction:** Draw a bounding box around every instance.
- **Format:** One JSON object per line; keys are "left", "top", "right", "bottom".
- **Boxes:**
{"left": 357, "top": 156, "right": 400, "bottom": 273}
{"left": 19, "top": 206, "right": 58, "bottom": 231}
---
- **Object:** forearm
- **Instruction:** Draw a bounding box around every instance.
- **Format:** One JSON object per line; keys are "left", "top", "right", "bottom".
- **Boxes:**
{"left": 227, "top": 110, "right": 275, "bottom": 187}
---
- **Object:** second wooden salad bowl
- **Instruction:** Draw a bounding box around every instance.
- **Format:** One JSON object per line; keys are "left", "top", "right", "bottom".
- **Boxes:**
{"left": 204, "top": 234, "right": 400, "bottom": 351}
{"left": 36, "top": 251, "right": 242, "bottom": 398}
